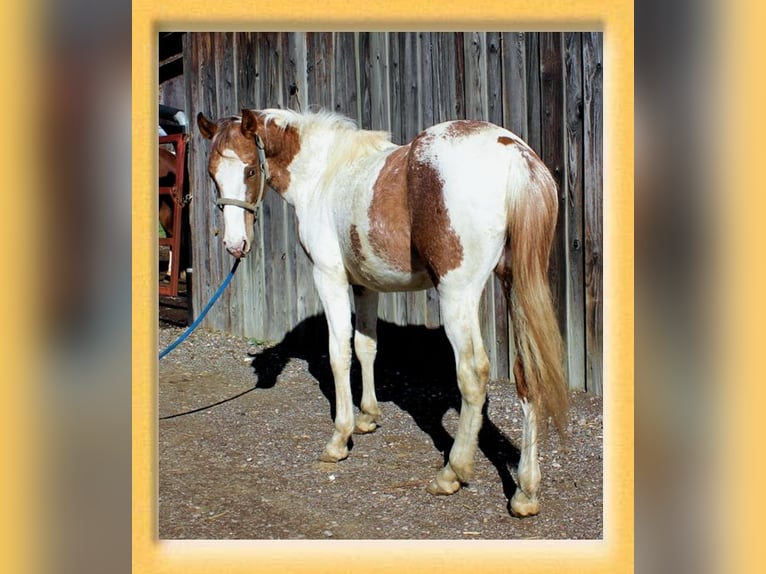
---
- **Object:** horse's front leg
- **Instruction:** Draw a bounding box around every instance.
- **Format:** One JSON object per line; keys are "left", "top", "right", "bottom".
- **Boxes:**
{"left": 313, "top": 269, "right": 354, "bottom": 463}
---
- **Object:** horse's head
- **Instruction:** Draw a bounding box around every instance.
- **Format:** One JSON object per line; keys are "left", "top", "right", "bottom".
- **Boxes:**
{"left": 197, "top": 109, "right": 268, "bottom": 259}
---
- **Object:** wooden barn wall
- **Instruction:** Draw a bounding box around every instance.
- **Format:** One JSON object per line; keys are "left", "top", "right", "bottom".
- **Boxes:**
{"left": 183, "top": 32, "right": 603, "bottom": 395}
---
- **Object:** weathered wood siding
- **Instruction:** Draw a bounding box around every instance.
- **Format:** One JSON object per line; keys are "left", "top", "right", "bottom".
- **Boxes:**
{"left": 181, "top": 32, "right": 603, "bottom": 394}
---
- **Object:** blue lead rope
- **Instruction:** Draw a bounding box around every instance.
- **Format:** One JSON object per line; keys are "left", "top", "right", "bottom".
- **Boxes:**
{"left": 159, "top": 259, "right": 240, "bottom": 360}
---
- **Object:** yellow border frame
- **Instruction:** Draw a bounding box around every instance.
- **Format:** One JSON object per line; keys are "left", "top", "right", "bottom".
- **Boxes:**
{"left": 134, "top": 2, "right": 634, "bottom": 572}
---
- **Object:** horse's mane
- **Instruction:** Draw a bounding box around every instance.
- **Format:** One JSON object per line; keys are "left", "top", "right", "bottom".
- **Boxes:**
{"left": 261, "top": 108, "right": 358, "bottom": 133}
{"left": 260, "top": 108, "right": 395, "bottom": 153}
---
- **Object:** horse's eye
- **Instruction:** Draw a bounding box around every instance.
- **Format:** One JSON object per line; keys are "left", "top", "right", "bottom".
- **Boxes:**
{"left": 247, "top": 168, "right": 256, "bottom": 178}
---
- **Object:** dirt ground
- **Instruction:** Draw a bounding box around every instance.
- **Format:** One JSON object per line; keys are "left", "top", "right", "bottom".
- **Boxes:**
{"left": 157, "top": 306, "right": 603, "bottom": 540}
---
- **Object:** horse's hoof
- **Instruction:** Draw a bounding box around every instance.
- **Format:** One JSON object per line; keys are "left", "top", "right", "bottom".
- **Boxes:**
{"left": 509, "top": 490, "right": 540, "bottom": 517}
{"left": 353, "top": 412, "right": 380, "bottom": 434}
{"left": 426, "top": 477, "right": 461, "bottom": 496}
{"left": 318, "top": 446, "right": 348, "bottom": 463}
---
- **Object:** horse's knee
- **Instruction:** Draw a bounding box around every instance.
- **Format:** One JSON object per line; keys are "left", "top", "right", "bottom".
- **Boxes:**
{"left": 475, "top": 349, "right": 490, "bottom": 384}
{"left": 457, "top": 350, "right": 489, "bottom": 406}
{"left": 353, "top": 331, "right": 377, "bottom": 363}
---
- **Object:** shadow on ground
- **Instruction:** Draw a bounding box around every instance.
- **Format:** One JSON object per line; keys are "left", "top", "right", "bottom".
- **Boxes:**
{"left": 249, "top": 314, "right": 521, "bottom": 503}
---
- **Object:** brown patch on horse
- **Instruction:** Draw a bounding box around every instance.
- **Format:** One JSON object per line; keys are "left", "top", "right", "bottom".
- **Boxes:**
{"left": 444, "top": 120, "right": 489, "bottom": 138}
{"left": 159, "top": 200, "right": 173, "bottom": 236}
{"left": 349, "top": 225, "right": 364, "bottom": 262}
{"left": 159, "top": 147, "right": 176, "bottom": 182}
{"left": 158, "top": 147, "right": 177, "bottom": 236}
{"left": 497, "top": 135, "right": 514, "bottom": 146}
{"left": 513, "top": 357, "right": 529, "bottom": 400}
{"left": 367, "top": 145, "right": 421, "bottom": 272}
{"left": 241, "top": 109, "right": 301, "bottom": 194}
{"left": 408, "top": 135, "right": 464, "bottom": 284}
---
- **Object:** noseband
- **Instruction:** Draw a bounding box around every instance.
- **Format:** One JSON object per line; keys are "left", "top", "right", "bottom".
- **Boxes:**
{"left": 215, "top": 133, "right": 270, "bottom": 214}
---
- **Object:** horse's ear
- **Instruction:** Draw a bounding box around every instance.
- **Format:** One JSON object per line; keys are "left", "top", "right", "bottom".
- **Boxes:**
{"left": 241, "top": 109, "right": 259, "bottom": 138}
{"left": 197, "top": 112, "right": 217, "bottom": 140}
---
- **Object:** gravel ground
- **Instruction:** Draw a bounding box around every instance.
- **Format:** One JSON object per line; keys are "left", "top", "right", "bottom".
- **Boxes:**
{"left": 158, "top": 318, "right": 603, "bottom": 540}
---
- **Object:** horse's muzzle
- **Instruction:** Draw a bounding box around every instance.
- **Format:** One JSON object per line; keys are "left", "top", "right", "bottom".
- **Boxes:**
{"left": 224, "top": 239, "right": 250, "bottom": 259}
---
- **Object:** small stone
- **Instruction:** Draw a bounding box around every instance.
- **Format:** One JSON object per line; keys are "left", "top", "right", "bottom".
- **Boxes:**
{"left": 323, "top": 530, "right": 333, "bottom": 537}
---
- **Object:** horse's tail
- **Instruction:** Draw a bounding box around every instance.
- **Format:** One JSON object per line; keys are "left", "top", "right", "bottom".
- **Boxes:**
{"left": 498, "top": 154, "right": 568, "bottom": 436}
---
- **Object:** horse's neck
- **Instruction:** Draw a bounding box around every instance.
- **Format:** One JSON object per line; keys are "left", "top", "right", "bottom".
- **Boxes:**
{"left": 280, "top": 128, "right": 389, "bottom": 208}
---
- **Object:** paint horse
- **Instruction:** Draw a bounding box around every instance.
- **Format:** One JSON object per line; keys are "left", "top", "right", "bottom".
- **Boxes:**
{"left": 197, "top": 109, "right": 568, "bottom": 517}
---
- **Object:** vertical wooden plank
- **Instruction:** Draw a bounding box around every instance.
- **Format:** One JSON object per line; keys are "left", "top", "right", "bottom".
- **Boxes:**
{"left": 525, "top": 33, "right": 542, "bottom": 156}
{"left": 419, "top": 32, "right": 435, "bottom": 128}
{"left": 260, "top": 190, "right": 278, "bottom": 340}
{"left": 433, "top": 32, "right": 457, "bottom": 122}
{"left": 237, "top": 32, "right": 257, "bottom": 110}
{"left": 463, "top": 31, "right": 488, "bottom": 120}
{"left": 583, "top": 32, "right": 603, "bottom": 395}
{"left": 358, "top": 32, "right": 372, "bottom": 129}
{"left": 306, "top": 32, "right": 334, "bottom": 109}
{"left": 368, "top": 32, "right": 390, "bottom": 132}
{"left": 333, "top": 32, "right": 358, "bottom": 120}
{"left": 283, "top": 32, "right": 307, "bottom": 112}
{"left": 539, "top": 32, "right": 567, "bottom": 359}
{"left": 502, "top": 32, "right": 527, "bottom": 138}
{"left": 263, "top": 32, "right": 283, "bottom": 108}
{"left": 195, "top": 32, "right": 227, "bottom": 332}
{"left": 400, "top": 32, "right": 420, "bottom": 141}
{"left": 454, "top": 32, "right": 466, "bottom": 119}
{"left": 486, "top": 32, "right": 502, "bottom": 126}
{"left": 185, "top": 32, "right": 205, "bottom": 324}
{"left": 388, "top": 32, "right": 403, "bottom": 143}
{"left": 215, "top": 33, "right": 237, "bottom": 117}
{"left": 565, "top": 32, "right": 586, "bottom": 392}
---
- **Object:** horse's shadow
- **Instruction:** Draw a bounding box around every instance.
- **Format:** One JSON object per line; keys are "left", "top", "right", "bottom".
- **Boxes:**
{"left": 249, "top": 314, "right": 521, "bottom": 501}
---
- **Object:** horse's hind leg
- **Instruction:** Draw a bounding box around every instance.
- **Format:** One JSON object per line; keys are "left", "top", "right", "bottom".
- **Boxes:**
{"left": 509, "top": 357, "right": 541, "bottom": 516}
{"left": 353, "top": 287, "right": 381, "bottom": 433}
{"left": 427, "top": 291, "right": 490, "bottom": 495}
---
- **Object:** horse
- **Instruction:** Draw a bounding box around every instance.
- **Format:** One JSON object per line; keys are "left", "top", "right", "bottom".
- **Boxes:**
{"left": 196, "top": 108, "right": 568, "bottom": 517}
{"left": 159, "top": 146, "right": 177, "bottom": 279}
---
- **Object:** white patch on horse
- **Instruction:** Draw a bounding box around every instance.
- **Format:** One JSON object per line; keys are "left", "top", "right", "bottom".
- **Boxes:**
{"left": 213, "top": 151, "right": 249, "bottom": 256}
{"left": 414, "top": 122, "right": 515, "bottom": 286}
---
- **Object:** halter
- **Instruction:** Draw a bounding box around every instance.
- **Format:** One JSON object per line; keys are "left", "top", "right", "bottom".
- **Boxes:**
{"left": 215, "top": 134, "right": 270, "bottom": 214}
